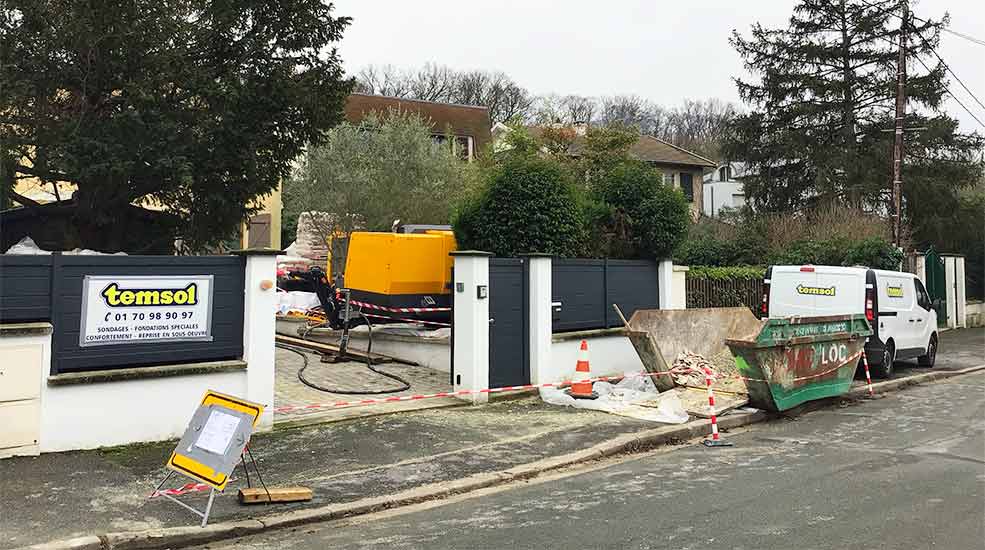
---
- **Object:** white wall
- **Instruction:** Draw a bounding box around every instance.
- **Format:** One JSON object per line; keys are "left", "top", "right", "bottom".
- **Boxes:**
{"left": 547, "top": 335, "right": 643, "bottom": 383}
{"left": 4, "top": 251, "right": 279, "bottom": 454}
{"left": 702, "top": 181, "right": 745, "bottom": 218}
{"left": 40, "top": 370, "right": 248, "bottom": 453}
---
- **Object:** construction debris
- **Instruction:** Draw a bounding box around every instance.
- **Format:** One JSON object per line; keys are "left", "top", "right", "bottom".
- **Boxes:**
{"left": 671, "top": 350, "right": 748, "bottom": 394}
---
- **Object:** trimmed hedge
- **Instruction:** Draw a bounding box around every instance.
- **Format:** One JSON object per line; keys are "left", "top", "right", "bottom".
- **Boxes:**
{"left": 687, "top": 265, "right": 766, "bottom": 281}
{"left": 452, "top": 155, "right": 585, "bottom": 257}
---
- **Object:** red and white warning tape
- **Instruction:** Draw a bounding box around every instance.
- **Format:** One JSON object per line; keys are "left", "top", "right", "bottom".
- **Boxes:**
{"left": 349, "top": 299, "right": 451, "bottom": 314}
{"left": 275, "top": 352, "right": 867, "bottom": 418}
{"left": 733, "top": 350, "right": 863, "bottom": 384}
{"left": 150, "top": 482, "right": 211, "bottom": 498}
{"left": 274, "top": 367, "right": 696, "bottom": 414}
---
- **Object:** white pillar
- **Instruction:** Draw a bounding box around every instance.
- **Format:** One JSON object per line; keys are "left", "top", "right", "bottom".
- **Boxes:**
{"left": 657, "top": 259, "right": 674, "bottom": 310}
{"left": 914, "top": 254, "right": 927, "bottom": 284}
{"left": 944, "top": 256, "right": 957, "bottom": 329}
{"left": 238, "top": 249, "right": 280, "bottom": 429}
{"left": 956, "top": 257, "right": 967, "bottom": 328}
{"left": 525, "top": 254, "right": 552, "bottom": 385}
{"left": 671, "top": 265, "right": 689, "bottom": 310}
{"left": 451, "top": 252, "right": 491, "bottom": 404}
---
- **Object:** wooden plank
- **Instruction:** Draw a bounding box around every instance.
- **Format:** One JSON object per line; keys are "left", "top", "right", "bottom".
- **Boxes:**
{"left": 238, "top": 486, "right": 313, "bottom": 505}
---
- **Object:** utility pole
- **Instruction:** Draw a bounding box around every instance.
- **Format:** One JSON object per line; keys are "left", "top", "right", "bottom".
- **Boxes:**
{"left": 891, "top": 0, "right": 908, "bottom": 248}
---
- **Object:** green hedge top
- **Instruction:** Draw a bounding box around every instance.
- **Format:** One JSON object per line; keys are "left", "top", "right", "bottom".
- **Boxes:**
{"left": 687, "top": 265, "right": 766, "bottom": 281}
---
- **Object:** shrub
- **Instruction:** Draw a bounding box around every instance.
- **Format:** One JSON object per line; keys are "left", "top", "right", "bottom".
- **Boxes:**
{"left": 590, "top": 161, "right": 689, "bottom": 259}
{"left": 687, "top": 265, "right": 766, "bottom": 281}
{"left": 452, "top": 155, "right": 584, "bottom": 257}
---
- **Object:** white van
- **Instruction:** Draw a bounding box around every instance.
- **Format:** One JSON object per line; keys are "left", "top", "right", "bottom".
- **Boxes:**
{"left": 761, "top": 265, "right": 938, "bottom": 377}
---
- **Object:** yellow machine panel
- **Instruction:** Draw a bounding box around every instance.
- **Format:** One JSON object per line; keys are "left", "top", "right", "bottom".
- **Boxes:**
{"left": 342, "top": 231, "right": 456, "bottom": 297}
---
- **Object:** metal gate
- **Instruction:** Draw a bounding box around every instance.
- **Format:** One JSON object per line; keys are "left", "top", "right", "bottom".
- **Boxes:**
{"left": 925, "top": 247, "right": 947, "bottom": 327}
{"left": 488, "top": 258, "right": 529, "bottom": 387}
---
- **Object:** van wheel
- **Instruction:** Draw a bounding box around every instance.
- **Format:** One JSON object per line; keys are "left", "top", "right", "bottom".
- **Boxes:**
{"left": 918, "top": 334, "right": 937, "bottom": 368}
{"left": 873, "top": 340, "right": 895, "bottom": 378}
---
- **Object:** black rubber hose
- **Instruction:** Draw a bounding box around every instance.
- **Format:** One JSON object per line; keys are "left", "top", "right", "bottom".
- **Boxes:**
{"left": 278, "top": 312, "right": 412, "bottom": 394}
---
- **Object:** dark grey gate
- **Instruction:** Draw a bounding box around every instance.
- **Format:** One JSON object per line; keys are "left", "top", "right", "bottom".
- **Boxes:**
{"left": 488, "top": 258, "right": 529, "bottom": 387}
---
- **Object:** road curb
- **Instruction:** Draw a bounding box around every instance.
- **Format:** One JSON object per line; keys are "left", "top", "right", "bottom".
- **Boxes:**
{"left": 22, "top": 365, "right": 983, "bottom": 550}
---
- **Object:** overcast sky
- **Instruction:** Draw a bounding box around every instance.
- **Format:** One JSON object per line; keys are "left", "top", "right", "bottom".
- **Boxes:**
{"left": 332, "top": 0, "right": 985, "bottom": 133}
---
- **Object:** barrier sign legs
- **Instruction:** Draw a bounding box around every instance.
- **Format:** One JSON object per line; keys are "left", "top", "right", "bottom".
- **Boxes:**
{"left": 151, "top": 470, "right": 219, "bottom": 527}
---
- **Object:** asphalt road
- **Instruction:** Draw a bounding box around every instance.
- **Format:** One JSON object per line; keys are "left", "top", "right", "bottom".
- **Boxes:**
{"left": 193, "top": 369, "right": 985, "bottom": 550}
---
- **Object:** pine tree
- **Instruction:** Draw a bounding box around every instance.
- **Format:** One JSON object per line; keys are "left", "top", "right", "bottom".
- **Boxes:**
{"left": 723, "top": 0, "right": 983, "bottom": 232}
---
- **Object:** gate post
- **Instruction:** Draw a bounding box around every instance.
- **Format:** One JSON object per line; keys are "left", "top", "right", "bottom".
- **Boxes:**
{"left": 525, "top": 254, "right": 552, "bottom": 385}
{"left": 944, "top": 256, "right": 957, "bottom": 329}
{"left": 451, "top": 252, "right": 492, "bottom": 404}
{"left": 237, "top": 248, "right": 282, "bottom": 429}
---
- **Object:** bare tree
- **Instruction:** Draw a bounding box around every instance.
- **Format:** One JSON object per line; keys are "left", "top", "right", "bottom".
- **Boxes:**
{"left": 407, "top": 63, "right": 458, "bottom": 102}
{"left": 563, "top": 95, "right": 597, "bottom": 124}
{"left": 664, "top": 98, "right": 738, "bottom": 159}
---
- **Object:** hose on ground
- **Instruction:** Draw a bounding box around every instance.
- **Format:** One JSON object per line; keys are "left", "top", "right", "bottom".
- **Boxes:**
{"left": 277, "top": 311, "right": 412, "bottom": 395}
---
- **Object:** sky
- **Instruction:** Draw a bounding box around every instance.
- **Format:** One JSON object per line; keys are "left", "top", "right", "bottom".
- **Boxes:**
{"left": 331, "top": 0, "right": 985, "bottom": 133}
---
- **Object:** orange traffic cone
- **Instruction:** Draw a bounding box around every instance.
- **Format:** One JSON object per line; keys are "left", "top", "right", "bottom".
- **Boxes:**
{"left": 566, "top": 340, "right": 598, "bottom": 399}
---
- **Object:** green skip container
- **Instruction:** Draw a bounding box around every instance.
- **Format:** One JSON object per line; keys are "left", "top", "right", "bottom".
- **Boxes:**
{"left": 726, "top": 314, "right": 872, "bottom": 412}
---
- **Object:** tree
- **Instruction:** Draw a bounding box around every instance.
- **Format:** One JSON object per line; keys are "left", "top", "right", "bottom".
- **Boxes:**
{"left": 453, "top": 155, "right": 584, "bottom": 257}
{"left": 664, "top": 99, "right": 738, "bottom": 159}
{"left": 724, "top": 0, "right": 983, "bottom": 218}
{"left": 0, "top": 1, "right": 352, "bottom": 252}
{"left": 285, "top": 111, "right": 468, "bottom": 246}
{"left": 589, "top": 161, "right": 690, "bottom": 259}
{"left": 354, "top": 64, "right": 534, "bottom": 123}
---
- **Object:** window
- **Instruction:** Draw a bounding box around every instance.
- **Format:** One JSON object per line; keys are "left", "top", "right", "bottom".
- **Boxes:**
{"left": 718, "top": 165, "right": 732, "bottom": 181}
{"left": 662, "top": 171, "right": 675, "bottom": 186}
{"left": 432, "top": 134, "right": 474, "bottom": 161}
{"left": 680, "top": 173, "right": 694, "bottom": 201}
{"left": 914, "top": 278, "right": 932, "bottom": 310}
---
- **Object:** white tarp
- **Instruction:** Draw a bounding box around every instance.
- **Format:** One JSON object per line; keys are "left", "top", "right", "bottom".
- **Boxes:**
{"left": 4, "top": 236, "right": 127, "bottom": 255}
{"left": 540, "top": 372, "right": 689, "bottom": 424}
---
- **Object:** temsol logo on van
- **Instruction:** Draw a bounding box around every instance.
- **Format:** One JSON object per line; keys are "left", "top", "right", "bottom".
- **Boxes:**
{"left": 796, "top": 284, "right": 836, "bottom": 297}
{"left": 886, "top": 285, "right": 904, "bottom": 298}
{"left": 101, "top": 282, "right": 199, "bottom": 307}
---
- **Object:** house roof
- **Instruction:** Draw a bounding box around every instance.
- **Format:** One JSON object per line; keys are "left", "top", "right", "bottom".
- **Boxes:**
{"left": 344, "top": 93, "right": 492, "bottom": 152}
{"left": 525, "top": 126, "right": 716, "bottom": 169}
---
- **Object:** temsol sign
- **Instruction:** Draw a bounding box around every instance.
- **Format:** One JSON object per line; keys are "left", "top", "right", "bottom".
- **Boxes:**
{"left": 80, "top": 275, "right": 214, "bottom": 347}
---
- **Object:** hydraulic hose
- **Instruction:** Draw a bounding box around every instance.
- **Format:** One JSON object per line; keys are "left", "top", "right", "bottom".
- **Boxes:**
{"left": 278, "top": 311, "right": 412, "bottom": 395}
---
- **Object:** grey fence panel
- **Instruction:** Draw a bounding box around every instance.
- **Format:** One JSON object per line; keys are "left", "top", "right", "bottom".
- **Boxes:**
{"left": 605, "top": 260, "right": 659, "bottom": 326}
{"left": 552, "top": 259, "right": 606, "bottom": 332}
{"left": 0, "top": 256, "right": 53, "bottom": 323}
{"left": 50, "top": 255, "right": 245, "bottom": 374}
{"left": 552, "top": 258, "right": 660, "bottom": 333}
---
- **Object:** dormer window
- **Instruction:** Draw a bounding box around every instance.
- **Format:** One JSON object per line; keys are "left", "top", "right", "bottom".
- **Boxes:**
{"left": 719, "top": 165, "right": 732, "bottom": 181}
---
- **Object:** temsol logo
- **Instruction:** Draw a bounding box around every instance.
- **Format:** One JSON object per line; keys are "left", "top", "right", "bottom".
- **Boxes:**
{"left": 886, "top": 286, "right": 904, "bottom": 298}
{"left": 101, "top": 282, "right": 199, "bottom": 307}
{"left": 796, "top": 284, "right": 836, "bottom": 297}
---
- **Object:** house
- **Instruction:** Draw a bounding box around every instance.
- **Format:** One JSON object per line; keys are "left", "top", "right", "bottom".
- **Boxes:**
{"left": 495, "top": 123, "right": 717, "bottom": 218}
{"left": 245, "top": 95, "right": 492, "bottom": 250}
{"left": 344, "top": 93, "right": 492, "bottom": 161}
{"left": 702, "top": 162, "right": 751, "bottom": 218}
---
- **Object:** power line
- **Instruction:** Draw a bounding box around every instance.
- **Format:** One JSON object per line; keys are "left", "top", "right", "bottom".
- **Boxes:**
{"left": 855, "top": 0, "right": 985, "bottom": 126}
{"left": 910, "top": 49, "right": 985, "bottom": 129}
{"left": 856, "top": 0, "right": 985, "bottom": 47}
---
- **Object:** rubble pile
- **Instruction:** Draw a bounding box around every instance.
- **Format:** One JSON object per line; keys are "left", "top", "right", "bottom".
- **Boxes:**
{"left": 671, "top": 350, "right": 744, "bottom": 392}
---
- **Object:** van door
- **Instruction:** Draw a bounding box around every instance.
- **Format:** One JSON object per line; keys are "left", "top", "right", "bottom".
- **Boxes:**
{"left": 768, "top": 266, "right": 816, "bottom": 317}
{"left": 813, "top": 267, "right": 865, "bottom": 317}
{"left": 911, "top": 278, "right": 935, "bottom": 351}
{"left": 878, "top": 274, "right": 915, "bottom": 351}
